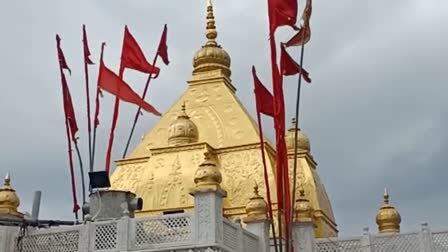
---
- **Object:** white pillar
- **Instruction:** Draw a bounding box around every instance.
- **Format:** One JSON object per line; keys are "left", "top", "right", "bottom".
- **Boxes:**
{"left": 192, "top": 186, "right": 227, "bottom": 245}
{"left": 245, "top": 220, "right": 271, "bottom": 252}
{"left": 360, "top": 227, "right": 374, "bottom": 252}
{"left": 293, "top": 221, "right": 316, "bottom": 252}
{"left": 419, "top": 223, "right": 435, "bottom": 252}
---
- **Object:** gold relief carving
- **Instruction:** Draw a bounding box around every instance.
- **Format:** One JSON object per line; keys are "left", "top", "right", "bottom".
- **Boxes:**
{"left": 111, "top": 164, "right": 144, "bottom": 192}
{"left": 223, "top": 105, "right": 233, "bottom": 114}
{"left": 203, "top": 107, "right": 225, "bottom": 147}
{"left": 219, "top": 150, "right": 264, "bottom": 207}
{"left": 233, "top": 129, "right": 245, "bottom": 140}
{"left": 196, "top": 87, "right": 209, "bottom": 103}
{"left": 153, "top": 158, "right": 166, "bottom": 170}
{"left": 160, "top": 155, "right": 187, "bottom": 207}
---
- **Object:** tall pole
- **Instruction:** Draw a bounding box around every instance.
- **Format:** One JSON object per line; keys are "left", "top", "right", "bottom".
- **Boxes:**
{"left": 122, "top": 54, "right": 158, "bottom": 159}
{"left": 82, "top": 25, "right": 93, "bottom": 174}
{"left": 73, "top": 141, "right": 86, "bottom": 206}
{"left": 257, "top": 113, "right": 279, "bottom": 252}
{"left": 290, "top": 41, "right": 306, "bottom": 249}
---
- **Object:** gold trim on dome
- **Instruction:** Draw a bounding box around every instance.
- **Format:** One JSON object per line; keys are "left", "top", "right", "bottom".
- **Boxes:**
{"left": 376, "top": 188, "right": 401, "bottom": 234}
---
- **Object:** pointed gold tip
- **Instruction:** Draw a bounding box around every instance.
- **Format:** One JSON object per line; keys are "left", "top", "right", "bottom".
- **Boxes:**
{"left": 207, "top": 0, "right": 213, "bottom": 7}
{"left": 383, "top": 188, "right": 390, "bottom": 204}
{"left": 253, "top": 181, "right": 259, "bottom": 195}
{"left": 4, "top": 173, "right": 10, "bottom": 186}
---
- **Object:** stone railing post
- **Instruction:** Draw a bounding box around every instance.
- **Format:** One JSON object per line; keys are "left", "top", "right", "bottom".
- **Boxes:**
{"left": 419, "top": 223, "right": 435, "bottom": 252}
{"left": 192, "top": 185, "right": 227, "bottom": 245}
{"left": 293, "top": 188, "right": 316, "bottom": 252}
{"left": 360, "top": 227, "right": 374, "bottom": 252}
{"left": 117, "top": 216, "right": 130, "bottom": 251}
{"left": 244, "top": 218, "right": 271, "bottom": 252}
{"left": 190, "top": 152, "right": 227, "bottom": 246}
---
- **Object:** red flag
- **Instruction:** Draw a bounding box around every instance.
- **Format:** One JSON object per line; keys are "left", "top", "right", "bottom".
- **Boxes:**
{"left": 157, "top": 24, "right": 170, "bottom": 65}
{"left": 55, "top": 35, "right": 80, "bottom": 216}
{"left": 83, "top": 25, "right": 94, "bottom": 65}
{"left": 56, "top": 35, "right": 78, "bottom": 142}
{"left": 268, "top": 0, "right": 298, "bottom": 33}
{"left": 121, "top": 26, "right": 160, "bottom": 75}
{"left": 285, "top": 0, "right": 312, "bottom": 47}
{"left": 280, "top": 45, "right": 312, "bottom": 83}
{"left": 253, "top": 66, "right": 276, "bottom": 226}
{"left": 56, "top": 34, "right": 72, "bottom": 75}
{"left": 98, "top": 61, "right": 161, "bottom": 116}
{"left": 253, "top": 66, "right": 275, "bottom": 117}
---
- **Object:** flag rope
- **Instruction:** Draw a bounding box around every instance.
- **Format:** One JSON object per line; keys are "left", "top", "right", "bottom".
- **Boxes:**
{"left": 82, "top": 25, "right": 93, "bottom": 175}
{"left": 73, "top": 140, "right": 86, "bottom": 207}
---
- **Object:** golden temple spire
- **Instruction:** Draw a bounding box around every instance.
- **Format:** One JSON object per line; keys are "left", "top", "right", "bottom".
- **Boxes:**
{"left": 243, "top": 181, "right": 268, "bottom": 223}
{"left": 376, "top": 188, "right": 401, "bottom": 234}
{"left": 294, "top": 185, "right": 313, "bottom": 223}
{"left": 193, "top": 0, "right": 232, "bottom": 77}
{"left": 206, "top": 0, "right": 218, "bottom": 46}
{"left": 0, "top": 173, "right": 23, "bottom": 219}
{"left": 168, "top": 102, "right": 199, "bottom": 146}
{"left": 285, "top": 117, "right": 311, "bottom": 153}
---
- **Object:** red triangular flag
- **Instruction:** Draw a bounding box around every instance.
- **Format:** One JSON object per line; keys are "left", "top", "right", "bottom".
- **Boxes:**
{"left": 280, "top": 45, "right": 312, "bottom": 83}
{"left": 157, "top": 24, "right": 170, "bottom": 65}
{"left": 56, "top": 35, "right": 72, "bottom": 75}
{"left": 253, "top": 66, "right": 275, "bottom": 117}
{"left": 120, "top": 26, "right": 160, "bottom": 75}
{"left": 83, "top": 25, "right": 94, "bottom": 65}
{"left": 268, "top": 0, "right": 298, "bottom": 33}
{"left": 285, "top": 0, "right": 312, "bottom": 47}
{"left": 98, "top": 61, "right": 161, "bottom": 116}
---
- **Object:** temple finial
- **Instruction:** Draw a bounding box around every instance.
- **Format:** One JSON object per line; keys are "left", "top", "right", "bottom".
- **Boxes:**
{"left": 205, "top": 0, "right": 218, "bottom": 46}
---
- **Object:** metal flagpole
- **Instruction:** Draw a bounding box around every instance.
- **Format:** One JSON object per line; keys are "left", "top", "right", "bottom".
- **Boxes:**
{"left": 290, "top": 39, "right": 307, "bottom": 250}
{"left": 73, "top": 140, "right": 86, "bottom": 206}
{"left": 122, "top": 54, "right": 158, "bottom": 159}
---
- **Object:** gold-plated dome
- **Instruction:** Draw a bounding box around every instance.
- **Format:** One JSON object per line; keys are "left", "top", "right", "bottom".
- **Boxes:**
{"left": 194, "top": 152, "right": 222, "bottom": 187}
{"left": 0, "top": 174, "right": 23, "bottom": 219}
{"left": 243, "top": 183, "right": 268, "bottom": 223}
{"left": 168, "top": 103, "right": 199, "bottom": 146}
{"left": 376, "top": 189, "right": 401, "bottom": 234}
{"left": 294, "top": 186, "right": 313, "bottom": 223}
{"left": 192, "top": 0, "right": 231, "bottom": 78}
{"left": 285, "top": 118, "right": 311, "bottom": 152}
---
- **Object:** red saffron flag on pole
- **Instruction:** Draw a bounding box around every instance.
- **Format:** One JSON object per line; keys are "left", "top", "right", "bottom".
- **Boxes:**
{"left": 285, "top": 0, "right": 312, "bottom": 47}
{"left": 280, "top": 45, "right": 312, "bottom": 83}
{"left": 157, "top": 24, "right": 170, "bottom": 66}
{"left": 253, "top": 66, "right": 275, "bottom": 223}
{"left": 268, "top": 0, "right": 298, "bottom": 33}
{"left": 56, "top": 34, "right": 80, "bottom": 216}
{"left": 97, "top": 61, "right": 161, "bottom": 116}
{"left": 121, "top": 26, "right": 161, "bottom": 75}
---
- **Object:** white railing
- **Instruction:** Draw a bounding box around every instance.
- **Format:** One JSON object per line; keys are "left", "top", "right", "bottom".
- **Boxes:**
{"left": 1, "top": 213, "right": 261, "bottom": 252}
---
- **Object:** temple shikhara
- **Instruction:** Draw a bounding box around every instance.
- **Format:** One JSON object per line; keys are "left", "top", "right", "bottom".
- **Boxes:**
{"left": 0, "top": 1, "right": 446, "bottom": 252}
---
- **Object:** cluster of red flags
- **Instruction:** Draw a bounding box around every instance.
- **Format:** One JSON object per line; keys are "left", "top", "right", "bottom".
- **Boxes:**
{"left": 253, "top": 0, "right": 314, "bottom": 251}
{"left": 56, "top": 24, "right": 169, "bottom": 217}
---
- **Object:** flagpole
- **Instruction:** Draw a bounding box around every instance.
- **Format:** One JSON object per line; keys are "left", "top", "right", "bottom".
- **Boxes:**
{"left": 73, "top": 140, "right": 86, "bottom": 206}
{"left": 65, "top": 125, "right": 79, "bottom": 222}
{"left": 257, "top": 112, "right": 279, "bottom": 252}
{"left": 122, "top": 54, "right": 158, "bottom": 159}
{"left": 83, "top": 25, "right": 93, "bottom": 174}
{"left": 91, "top": 43, "right": 106, "bottom": 175}
{"left": 290, "top": 41, "right": 306, "bottom": 247}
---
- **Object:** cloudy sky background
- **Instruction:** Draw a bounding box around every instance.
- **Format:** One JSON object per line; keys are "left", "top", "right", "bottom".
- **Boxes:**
{"left": 0, "top": 0, "right": 446, "bottom": 236}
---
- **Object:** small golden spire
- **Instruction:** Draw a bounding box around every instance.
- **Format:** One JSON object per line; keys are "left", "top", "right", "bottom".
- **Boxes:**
{"left": 168, "top": 102, "right": 199, "bottom": 146}
{"left": 294, "top": 185, "right": 313, "bottom": 223}
{"left": 376, "top": 188, "right": 401, "bottom": 234}
{"left": 285, "top": 117, "right": 311, "bottom": 152}
{"left": 193, "top": 151, "right": 223, "bottom": 187}
{"left": 244, "top": 181, "right": 268, "bottom": 223}
{"left": 0, "top": 173, "right": 24, "bottom": 220}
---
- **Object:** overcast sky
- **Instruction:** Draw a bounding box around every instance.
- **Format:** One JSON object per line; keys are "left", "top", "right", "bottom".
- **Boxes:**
{"left": 0, "top": 0, "right": 446, "bottom": 237}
